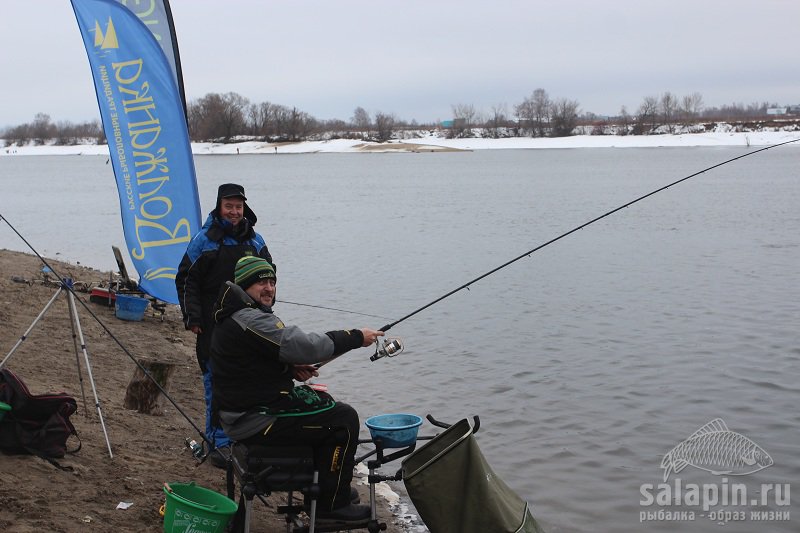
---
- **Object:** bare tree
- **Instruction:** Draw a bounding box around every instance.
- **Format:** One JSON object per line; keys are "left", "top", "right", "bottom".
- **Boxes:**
{"left": 247, "top": 101, "right": 276, "bottom": 138}
{"left": 4, "top": 123, "right": 31, "bottom": 146}
{"left": 373, "top": 111, "right": 396, "bottom": 142}
{"left": 514, "top": 98, "right": 534, "bottom": 136}
{"left": 680, "top": 92, "right": 704, "bottom": 124}
{"left": 514, "top": 89, "right": 551, "bottom": 137}
{"left": 451, "top": 103, "right": 477, "bottom": 138}
{"left": 550, "top": 98, "right": 580, "bottom": 137}
{"left": 188, "top": 92, "right": 249, "bottom": 141}
{"left": 55, "top": 120, "right": 77, "bottom": 146}
{"left": 31, "top": 113, "right": 54, "bottom": 145}
{"left": 486, "top": 103, "right": 508, "bottom": 138}
{"left": 351, "top": 107, "right": 371, "bottom": 133}
{"left": 319, "top": 119, "right": 348, "bottom": 138}
{"left": 281, "top": 107, "right": 316, "bottom": 141}
{"left": 270, "top": 105, "right": 291, "bottom": 139}
{"left": 80, "top": 119, "right": 103, "bottom": 140}
{"left": 218, "top": 92, "right": 249, "bottom": 141}
{"left": 660, "top": 91, "right": 678, "bottom": 133}
{"left": 530, "top": 89, "right": 551, "bottom": 137}
{"left": 189, "top": 93, "right": 227, "bottom": 140}
{"left": 634, "top": 96, "right": 659, "bottom": 134}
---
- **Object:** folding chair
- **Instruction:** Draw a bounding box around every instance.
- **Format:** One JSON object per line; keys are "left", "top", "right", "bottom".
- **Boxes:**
{"left": 226, "top": 442, "right": 320, "bottom": 533}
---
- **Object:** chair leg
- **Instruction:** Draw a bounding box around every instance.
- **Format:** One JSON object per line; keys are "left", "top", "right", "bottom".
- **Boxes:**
{"left": 307, "top": 470, "right": 318, "bottom": 533}
{"left": 243, "top": 496, "right": 252, "bottom": 533}
{"left": 226, "top": 461, "right": 236, "bottom": 500}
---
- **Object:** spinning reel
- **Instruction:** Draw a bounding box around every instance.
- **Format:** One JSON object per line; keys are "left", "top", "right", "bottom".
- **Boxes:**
{"left": 184, "top": 438, "right": 204, "bottom": 460}
{"left": 370, "top": 337, "right": 404, "bottom": 362}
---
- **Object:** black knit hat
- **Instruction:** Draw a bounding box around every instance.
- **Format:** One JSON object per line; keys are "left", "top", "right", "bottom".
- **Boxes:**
{"left": 234, "top": 256, "right": 276, "bottom": 290}
{"left": 214, "top": 183, "right": 257, "bottom": 225}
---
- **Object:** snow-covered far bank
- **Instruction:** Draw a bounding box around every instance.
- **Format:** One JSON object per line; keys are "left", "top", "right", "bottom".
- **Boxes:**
{"left": 2, "top": 130, "right": 799, "bottom": 157}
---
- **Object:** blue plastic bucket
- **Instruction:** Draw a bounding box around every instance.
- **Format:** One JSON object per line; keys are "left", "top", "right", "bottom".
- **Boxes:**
{"left": 115, "top": 294, "right": 149, "bottom": 321}
{"left": 162, "top": 482, "right": 237, "bottom": 533}
{"left": 365, "top": 413, "right": 423, "bottom": 448}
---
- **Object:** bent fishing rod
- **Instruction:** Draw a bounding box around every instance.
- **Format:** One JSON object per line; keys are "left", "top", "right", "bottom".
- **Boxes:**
{"left": 377, "top": 138, "right": 800, "bottom": 335}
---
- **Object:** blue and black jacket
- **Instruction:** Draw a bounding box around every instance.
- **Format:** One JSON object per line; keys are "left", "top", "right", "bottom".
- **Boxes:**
{"left": 175, "top": 213, "right": 273, "bottom": 334}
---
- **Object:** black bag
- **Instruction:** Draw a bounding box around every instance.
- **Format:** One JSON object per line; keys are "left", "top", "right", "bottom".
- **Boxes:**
{"left": 0, "top": 368, "right": 81, "bottom": 469}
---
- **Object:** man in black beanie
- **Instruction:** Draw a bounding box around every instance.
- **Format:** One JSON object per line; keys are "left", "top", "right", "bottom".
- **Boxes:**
{"left": 210, "top": 256, "right": 383, "bottom": 522}
{"left": 175, "top": 184, "right": 274, "bottom": 465}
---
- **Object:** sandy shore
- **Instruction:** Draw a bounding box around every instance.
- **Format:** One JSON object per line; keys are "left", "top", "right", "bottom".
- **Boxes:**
{"left": 0, "top": 250, "right": 404, "bottom": 532}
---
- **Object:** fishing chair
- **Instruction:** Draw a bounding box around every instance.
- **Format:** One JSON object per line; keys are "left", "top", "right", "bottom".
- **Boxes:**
{"left": 226, "top": 442, "right": 320, "bottom": 533}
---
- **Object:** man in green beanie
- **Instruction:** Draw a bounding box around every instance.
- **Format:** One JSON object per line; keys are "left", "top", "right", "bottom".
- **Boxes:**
{"left": 210, "top": 256, "right": 383, "bottom": 522}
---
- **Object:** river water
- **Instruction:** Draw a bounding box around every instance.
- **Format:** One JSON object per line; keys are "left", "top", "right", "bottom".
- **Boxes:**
{"left": 1, "top": 147, "right": 798, "bottom": 531}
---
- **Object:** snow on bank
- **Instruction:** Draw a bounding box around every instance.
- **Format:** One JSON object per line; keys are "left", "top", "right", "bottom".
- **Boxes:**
{"left": 2, "top": 130, "right": 799, "bottom": 157}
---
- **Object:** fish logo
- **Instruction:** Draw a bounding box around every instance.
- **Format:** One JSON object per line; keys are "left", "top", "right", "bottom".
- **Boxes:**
{"left": 660, "top": 418, "right": 773, "bottom": 482}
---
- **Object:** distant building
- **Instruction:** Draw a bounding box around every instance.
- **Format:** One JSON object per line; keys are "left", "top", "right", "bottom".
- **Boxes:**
{"left": 767, "top": 107, "right": 788, "bottom": 115}
{"left": 440, "top": 118, "right": 467, "bottom": 129}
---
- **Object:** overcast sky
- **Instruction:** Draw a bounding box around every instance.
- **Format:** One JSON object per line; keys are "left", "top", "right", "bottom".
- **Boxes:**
{"left": 1, "top": 0, "right": 798, "bottom": 128}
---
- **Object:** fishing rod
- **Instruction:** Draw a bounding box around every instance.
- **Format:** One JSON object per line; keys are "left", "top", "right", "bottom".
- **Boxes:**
{"left": 377, "top": 138, "right": 800, "bottom": 334}
{"left": 276, "top": 299, "right": 392, "bottom": 320}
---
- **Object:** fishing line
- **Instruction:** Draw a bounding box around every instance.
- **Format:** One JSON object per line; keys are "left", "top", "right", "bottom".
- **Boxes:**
{"left": 379, "top": 138, "right": 800, "bottom": 333}
{"left": 276, "top": 299, "right": 393, "bottom": 320}
{"left": 0, "top": 212, "right": 208, "bottom": 447}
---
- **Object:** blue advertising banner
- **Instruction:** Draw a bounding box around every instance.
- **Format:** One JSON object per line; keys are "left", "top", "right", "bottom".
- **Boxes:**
{"left": 71, "top": 0, "right": 201, "bottom": 304}
{"left": 114, "top": 0, "right": 187, "bottom": 118}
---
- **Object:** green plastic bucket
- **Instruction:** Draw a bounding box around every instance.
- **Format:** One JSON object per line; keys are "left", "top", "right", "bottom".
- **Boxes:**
{"left": 0, "top": 401, "right": 10, "bottom": 422}
{"left": 162, "top": 482, "right": 237, "bottom": 533}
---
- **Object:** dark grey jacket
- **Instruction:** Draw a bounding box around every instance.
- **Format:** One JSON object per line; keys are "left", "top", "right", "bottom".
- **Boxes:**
{"left": 210, "top": 282, "right": 363, "bottom": 438}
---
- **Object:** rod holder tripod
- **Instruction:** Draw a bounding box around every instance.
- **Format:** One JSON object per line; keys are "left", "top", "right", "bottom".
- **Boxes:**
{"left": 0, "top": 278, "right": 114, "bottom": 458}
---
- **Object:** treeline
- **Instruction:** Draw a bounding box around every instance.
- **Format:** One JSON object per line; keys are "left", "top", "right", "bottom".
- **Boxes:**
{"left": 1, "top": 89, "right": 794, "bottom": 147}
{"left": 188, "top": 93, "right": 412, "bottom": 143}
{"left": 2, "top": 113, "right": 103, "bottom": 146}
{"left": 185, "top": 89, "right": 794, "bottom": 141}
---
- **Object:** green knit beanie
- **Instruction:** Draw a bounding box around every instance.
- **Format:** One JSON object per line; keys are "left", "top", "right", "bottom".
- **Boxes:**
{"left": 234, "top": 256, "right": 276, "bottom": 289}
